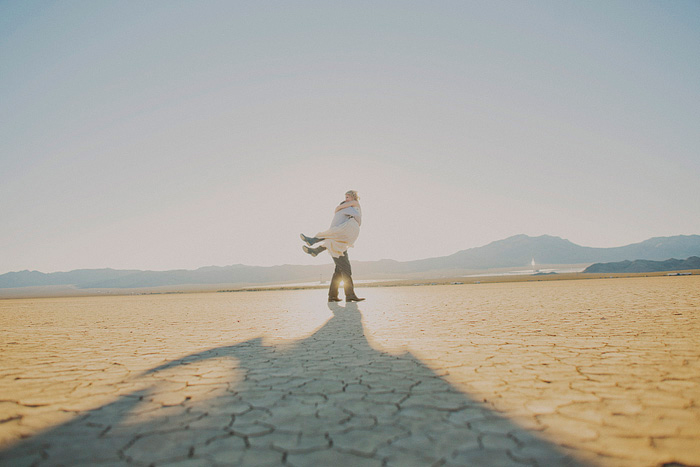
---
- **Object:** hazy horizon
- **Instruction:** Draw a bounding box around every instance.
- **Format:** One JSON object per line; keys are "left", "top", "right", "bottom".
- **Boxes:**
{"left": 3, "top": 232, "right": 698, "bottom": 276}
{"left": 2, "top": 1, "right": 699, "bottom": 275}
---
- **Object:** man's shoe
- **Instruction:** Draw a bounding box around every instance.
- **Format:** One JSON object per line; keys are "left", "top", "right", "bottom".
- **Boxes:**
{"left": 328, "top": 297, "right": 342, "bottom": 302}
{"left": 346, "top": 297, "right": 365, "bottom": 302}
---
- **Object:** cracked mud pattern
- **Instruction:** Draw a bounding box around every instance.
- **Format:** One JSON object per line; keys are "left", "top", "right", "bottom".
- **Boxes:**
{"left": 1, "top": 276, "right": 698, "bottom": 466}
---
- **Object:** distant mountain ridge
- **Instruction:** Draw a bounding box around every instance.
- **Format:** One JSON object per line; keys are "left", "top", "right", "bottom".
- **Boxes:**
{"left": 2, "top": 234, "right": 699, "bottom": 290}
{"left": 408, "top": 234, "right": 700, "bottom": 270}
{"left": 583, "top": 256, "right": 700, "bottom": 274}
{"left": 349, "top": 234, "right": 700, "bottom": 275}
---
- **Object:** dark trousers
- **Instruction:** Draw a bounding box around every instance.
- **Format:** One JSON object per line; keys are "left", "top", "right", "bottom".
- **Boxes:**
{"left": 328, "top": 251, "right": 357, "bottom": 299}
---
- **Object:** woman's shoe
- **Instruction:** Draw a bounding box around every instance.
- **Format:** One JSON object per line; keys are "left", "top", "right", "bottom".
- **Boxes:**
{"left": 303, "top": 245, "right": 325, "bottom": 257}
{"left": 300, "top": 234, "right": 320, "bottom": 246}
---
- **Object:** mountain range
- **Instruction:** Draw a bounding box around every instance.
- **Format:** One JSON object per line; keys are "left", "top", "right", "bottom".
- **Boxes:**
{"left": 583, "top": 256, "right": 700, "bottom": 274}
{"left": 2, "top": 234, "right": 699, "bottom": 290}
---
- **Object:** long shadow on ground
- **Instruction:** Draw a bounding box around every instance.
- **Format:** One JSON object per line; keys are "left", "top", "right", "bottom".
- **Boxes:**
{"left": 1, "top": 302, "right": 587, "bottom": 466}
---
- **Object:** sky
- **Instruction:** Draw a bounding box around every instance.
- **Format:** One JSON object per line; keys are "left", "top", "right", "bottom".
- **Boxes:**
{"left": 1, "top": 1, "right": 699, "bottom": 274}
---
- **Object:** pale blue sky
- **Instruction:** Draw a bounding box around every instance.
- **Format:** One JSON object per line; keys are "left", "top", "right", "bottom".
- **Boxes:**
{"left": 1, "top": 1, "right": 699, "bottom": 274}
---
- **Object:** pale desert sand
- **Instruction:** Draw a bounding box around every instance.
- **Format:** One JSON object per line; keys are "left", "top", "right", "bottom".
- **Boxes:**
{"left": 0, "top": 276, "right": 698, "bottom": 466}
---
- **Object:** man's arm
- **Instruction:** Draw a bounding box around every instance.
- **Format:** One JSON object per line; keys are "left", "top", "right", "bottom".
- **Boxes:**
{"left": 335, "top": 200, "right": 359, "bottom": 213}
{"left": 338, "top": 206, "right": 360, "bottom": 217}
{"left": 337, "top": 206, "right": 361, "bottom": 226}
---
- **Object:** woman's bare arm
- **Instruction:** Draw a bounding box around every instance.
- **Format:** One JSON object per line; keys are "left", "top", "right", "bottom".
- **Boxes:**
{"left": 334, "top": 200, "right": 359, "bottom": 213}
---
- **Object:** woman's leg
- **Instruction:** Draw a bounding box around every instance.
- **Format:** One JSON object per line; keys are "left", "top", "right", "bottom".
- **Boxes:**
{"left": 300, "top": 233, "right": 323, "bottom": 246}
{"left": 303, "top": 245, "right": 326, "bottom": 257}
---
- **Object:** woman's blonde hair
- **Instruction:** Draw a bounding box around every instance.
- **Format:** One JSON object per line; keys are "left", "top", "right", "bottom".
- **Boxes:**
{"left": 345, "top": 190, "right": 360, "bottom": 201}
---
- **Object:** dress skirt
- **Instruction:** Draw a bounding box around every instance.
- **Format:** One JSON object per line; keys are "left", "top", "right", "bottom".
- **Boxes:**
{"left": 315, "top": 218, "right": 360, "bottom": 258}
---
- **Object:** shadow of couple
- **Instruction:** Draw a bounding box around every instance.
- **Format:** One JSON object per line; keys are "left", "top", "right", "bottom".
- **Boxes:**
{"left": 1, "top": 302, "right": 585, "bottom": 466}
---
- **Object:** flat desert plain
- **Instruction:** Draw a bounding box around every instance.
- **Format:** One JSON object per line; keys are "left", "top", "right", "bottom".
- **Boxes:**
{"left": 1, "top": 276, "right": 698, "bottom": 466}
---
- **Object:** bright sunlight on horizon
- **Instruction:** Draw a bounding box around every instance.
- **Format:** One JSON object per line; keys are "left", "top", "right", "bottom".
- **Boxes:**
{"left": 1, "top": 1, "right": 699, "bottom": 274}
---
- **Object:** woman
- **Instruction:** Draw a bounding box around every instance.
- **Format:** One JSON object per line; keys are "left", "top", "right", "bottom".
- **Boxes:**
{"left": 300, "top": 190, "right": 362, "bottom": 258}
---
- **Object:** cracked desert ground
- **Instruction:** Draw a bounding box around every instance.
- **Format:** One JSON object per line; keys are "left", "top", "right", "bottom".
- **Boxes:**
{"left": 1, "top": 276, "right": 698, "bottom": 466}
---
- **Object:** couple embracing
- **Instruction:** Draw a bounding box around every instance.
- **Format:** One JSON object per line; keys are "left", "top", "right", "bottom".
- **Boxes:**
{"left": 300, "top": 190, "right": 365, "bottom": 303}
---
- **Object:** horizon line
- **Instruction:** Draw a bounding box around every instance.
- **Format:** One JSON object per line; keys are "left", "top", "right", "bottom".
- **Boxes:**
{"left": 3, "top": 233, "right": 698, "bottom": 276}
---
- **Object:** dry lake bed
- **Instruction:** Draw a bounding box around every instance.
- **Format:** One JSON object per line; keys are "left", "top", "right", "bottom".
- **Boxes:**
{"left": 1, "top": 276, "right": 698, "bottom": 466}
